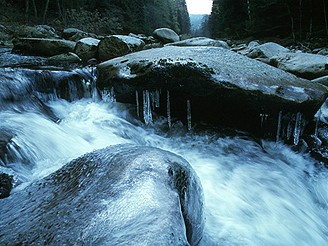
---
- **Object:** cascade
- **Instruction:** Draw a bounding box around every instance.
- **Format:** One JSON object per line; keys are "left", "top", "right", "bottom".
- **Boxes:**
{"left": 187, "top": 99, "right": 192, "bottom": 131}
{"left": 276, "top": 111, "right": 282, "bottom": 142}
{"left": 167, "top": 91, "right": 171, "bottom": 128}
{"left": 143, "top": 90, "right": 153, "bottom": 125}
{"left": 136, "top": 91, "right": 140, "bottom": 117}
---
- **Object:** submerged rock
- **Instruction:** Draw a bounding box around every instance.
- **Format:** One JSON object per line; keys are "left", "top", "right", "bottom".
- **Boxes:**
{"left": 12, "top": 38, "right": 76, "bottom": 57}
{"left": 97, "top": 46, "right": 328, "bottom": 137}
{"left": 0, "top": 144, "right": 204, "bottom": 245}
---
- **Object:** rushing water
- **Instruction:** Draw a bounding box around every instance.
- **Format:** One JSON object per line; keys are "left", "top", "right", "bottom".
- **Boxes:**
{"left": 1, "top": 96, "right": 327, "bottom": 245}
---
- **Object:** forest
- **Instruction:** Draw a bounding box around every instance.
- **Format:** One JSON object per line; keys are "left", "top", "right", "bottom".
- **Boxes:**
{"left": 209, "top": 0, "right": 328, "bottom": 40}
{"left": 0, "top": 0, "right": 190, "bottom": 35}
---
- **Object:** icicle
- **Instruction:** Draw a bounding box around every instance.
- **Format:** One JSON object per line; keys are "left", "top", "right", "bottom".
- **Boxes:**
{"left": 102, "top": 87, "right": 116, "bottom": 103}
{"left": 187, "top": 99, "right": 192, "bottom": 131}
{"left": 315, "top": 109, "right": 321, "bottom": 137}
{"left": 155, "top": 90, "right": 160, "bottom": 108}
{"left": 286, "top": 121, "right": 293, "bottom": 141}
{"left": 143, "top": 90, "right": 153, "bottom": 125}
{"left": 260, "top": 113, "right": 269, "bottom": 128}
{"left": 167, "top": 91, "right": 171, "bottom": 128}
{"left": 293, "top": 112, "right": 302, "bottom": 145}
{"left": 276, "top": 111, "right": 282, "bottom": 142}
{"left": 150, "top": 91, "right": 155, "bottom": 110}
{"left": 135, "top": 91, "right": 140, "bottom": 117}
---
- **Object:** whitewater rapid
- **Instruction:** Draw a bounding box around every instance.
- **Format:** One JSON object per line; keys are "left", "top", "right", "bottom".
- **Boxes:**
{"left": 1, "top": 98, "right": 327, "bottom": 245}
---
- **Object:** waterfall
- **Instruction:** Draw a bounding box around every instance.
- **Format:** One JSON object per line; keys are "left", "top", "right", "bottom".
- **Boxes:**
{"left": 101, "top": 87, "right": 116, "bottom": 103}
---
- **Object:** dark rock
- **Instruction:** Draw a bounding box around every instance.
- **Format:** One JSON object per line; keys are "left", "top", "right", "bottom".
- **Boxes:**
{"left": 74, "top": 37, "right": 100, "bottom": 62}
{"left": 14, "top": 25, "right": 58, "bottom": 38}
{"left": 153, "top": 28, "right": 180, "bottom": 44}
{"left": 0, "top": 144, "right": 204, "bottom": 245}
{"left": 47, "top": 52, "right": 82, "bottom": 66}
{"left": 98, "top": 35, "right": 145, "bottom": 61}
{"left": 12, "top": 38, "right": 76, "bottom": 57}
{"left": 62, "top": 28, "right": 84, "bottom": 39}
{"left": 97, "top": 46, "right": 328, "bottom": 137}
{"left": 312, "top": 76, "right": 328, "bottom": 87}
{"left": 0, "top": 173, "right": 13, "bottom": 198}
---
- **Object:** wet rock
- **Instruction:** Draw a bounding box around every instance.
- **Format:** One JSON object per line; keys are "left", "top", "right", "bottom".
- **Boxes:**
{"left": 15, "top": 25, "right": 58, "bottom": 38}
{"left": 0, "top": 173, "right": 13, "bottom": 198}
{"left": 153, "top": 28, "right": 180, "bottom": 43}
{"left": 62, "top": 28, "right": 84, "bottom": 39}
{"left": 98, "top": 35, "right": 145, "bottom": 61}
{"left": 74, "top": 37, "right": 100, "bottom": 62}
{"left": 128, "top": 33, "right": 156, "bottom": 44}
{"left": 12, "top": 38, "right": 76, "bottom": 57}
{"left": 97, "top": 46, "right": 328, "bottom": 137}
{"left": 312, "top": 75, "right": 328, "bottom": 87}
{"left": 47, "top": 52, "right": 82, "bottom": 66}
{"left": 0, "top": 144, "right": 204, "bottom": 245}
{"left": 271, "top": 52, "right": 328, "bottom": 80}
{"left": 165, "top": 37, "right": 229, "bottom": 49}
{"left": 247, "top": 42, "right": 289, "bottom": 64}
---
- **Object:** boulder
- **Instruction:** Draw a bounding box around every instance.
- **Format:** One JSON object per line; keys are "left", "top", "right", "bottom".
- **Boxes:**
{"left": 15, "top": 25, "right": 58, "bottom": 38}
{"left": 12, "top": 38, "right": 76, "bottom": 57}
{"left": 62, "top": 28, "right": 84, "bottom": 39}
{"left": 128, "top": 33, "right": 156, "bottom": 44}
{"left": 0, "top": 173, "right": 13, "bottom": 198}
{"left": 153, "top": 28, "right": 180, "bottom": 43}
{"left": 47, "top": 52, "right": 82, "bottom": 65}
{"left": 165, "top": 37, "right": 229, "bottom": 49}
{"left": 271, "top": 52, "right": 328, "bottom": 79}
{"left": 97, "top": 46, "right": 328, "bottom": 137}
{"left": 98, "top": 35, "right": 145, "bottom": 61}
{"left": 74, "top": 37, "right": 100, "bottom": 62}
{"left": 247, "top": 42, "right": 289, "bottom": 63}
{"left": 0, "top": 144, "right": 204, "bottom": 245}
{"left": 312, "top": 75, "right": 328, "bottom": 87}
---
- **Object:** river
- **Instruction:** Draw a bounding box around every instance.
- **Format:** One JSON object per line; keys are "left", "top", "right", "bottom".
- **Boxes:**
{"left": 1, "top": 83, "right": 327, "bottom": 245}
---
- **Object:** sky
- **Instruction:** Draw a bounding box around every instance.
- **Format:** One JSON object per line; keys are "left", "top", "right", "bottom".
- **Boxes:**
{"left": 186, "top": 0, "right": 213, "bottom": 15}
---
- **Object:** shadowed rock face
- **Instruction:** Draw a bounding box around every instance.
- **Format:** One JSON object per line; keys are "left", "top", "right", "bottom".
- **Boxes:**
{"left": 0, "top": 144, "right": 204, "bottom": 246}
{"left": 12, "top": 38, "right": 76, "bottom": 57}
{"left": 97, "top": 46, "right": 328, "bottom": 137}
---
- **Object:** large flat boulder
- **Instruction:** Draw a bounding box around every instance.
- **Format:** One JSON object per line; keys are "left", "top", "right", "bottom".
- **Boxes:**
{"left": 165, "top": 37, "right": 229, "bottom": 49}
{"left": 97, "top": 46, "right": 328, "bottom": 137}
{"left": 12, "top": 38, "right": 76, "bottom": 57}
{"left": 0, "top": 144, "right": 204, "bottom": 245}
{"left": 271, "top": 52, "right": 328, "bottom": 80}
